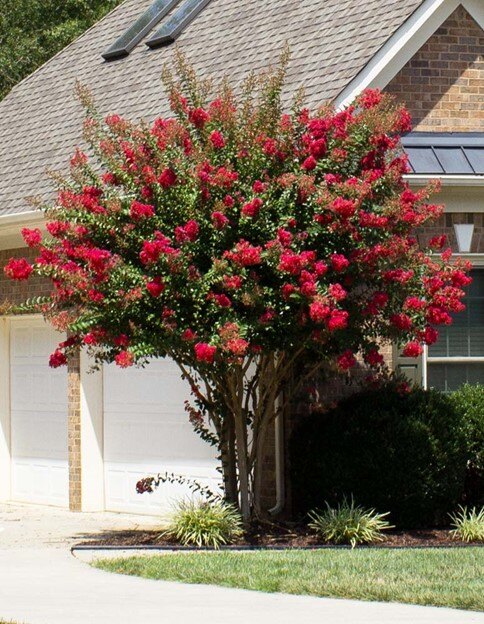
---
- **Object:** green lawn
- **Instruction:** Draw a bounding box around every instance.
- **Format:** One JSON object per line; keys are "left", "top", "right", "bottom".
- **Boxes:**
{"left": 95, "top": 548, "right": 484, "bottom": 611}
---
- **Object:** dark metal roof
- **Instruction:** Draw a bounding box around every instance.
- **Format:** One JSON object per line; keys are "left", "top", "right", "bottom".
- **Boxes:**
{"left": 401, "top": 133, "right": 484, "bottom": 175}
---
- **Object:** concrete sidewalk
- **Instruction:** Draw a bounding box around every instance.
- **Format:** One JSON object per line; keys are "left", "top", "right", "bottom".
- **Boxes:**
{"left": 0, "top": 547, "right": 483, "bottom": 624}
{"left": 0, "top": 503, "right": 483, "bottom": 624}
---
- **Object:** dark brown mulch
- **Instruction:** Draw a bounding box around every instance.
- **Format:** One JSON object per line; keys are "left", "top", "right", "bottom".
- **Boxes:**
{"left": 77, "top": 524, "right": 478, "bottom": 549}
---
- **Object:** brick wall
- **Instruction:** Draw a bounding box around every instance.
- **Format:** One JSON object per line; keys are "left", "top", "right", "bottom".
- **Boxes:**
{"left": 418, "top": 212, "right": 484, "bottom": 252}
{"left": 385, "top": 6, "right": 484, "bottom": 131}
{"left": 0, "top": 248, "right": 51, "bottom": 309}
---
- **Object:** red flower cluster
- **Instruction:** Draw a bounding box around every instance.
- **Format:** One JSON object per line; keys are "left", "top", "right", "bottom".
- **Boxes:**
{"left": 4, "top": 68, "right": 469, "bottom": 378}
{"left": 175, "top": 220, "right": 199, "bottom": 244}
{"left": 194, "top": 342, "right": 216, "bottom": 363}
{"left": 4, "top": 257, "right": 33, "bottom": 280}
{"left": 130, "top": 201, "right": 155, "bottom": 220}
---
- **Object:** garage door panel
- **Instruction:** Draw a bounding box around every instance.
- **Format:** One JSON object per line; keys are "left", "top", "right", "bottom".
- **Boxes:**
{"left": 11, "top": 369, "right": 65, "bottom": 410}
{"left": 105, "top": 362, "right": 192, "bottom": 409}
{"left": 11, "top": 327, "right": 32, "bottom": 357}
{"left": 12, "top": 459, "right": 68, "bottom": 506}
{"left": 11, "top": 411, "right": 67, "bottom": 459}
{"left": 105, "top": 413, "right": 213, "bottom": 462}
{"left": 104, "top": 359, "right": 220, "bottom": 514}
{"left": 105, "top": 463, "right": 220, "bottom": 514}
{"left": 10, "top": 319, "right": 68, "bottom": 507}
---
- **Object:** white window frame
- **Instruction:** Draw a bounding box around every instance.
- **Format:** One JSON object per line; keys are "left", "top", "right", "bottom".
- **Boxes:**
{"left": 423, "top": 255, "right": 484, "bottom": 390}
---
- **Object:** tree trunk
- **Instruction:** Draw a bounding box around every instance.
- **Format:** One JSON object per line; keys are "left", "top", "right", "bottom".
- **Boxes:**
{"left": 220, "top": 413, "right": 238, "bottom": 506}
{"left": 234, "top": 415, "right": 251, "bottom": 523}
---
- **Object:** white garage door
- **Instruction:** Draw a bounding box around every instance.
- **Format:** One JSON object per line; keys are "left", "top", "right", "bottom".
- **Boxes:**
{"left": 10, "top": 318, "right": 68, "bottom": 507}
{"left": 104, "top": 358, "right": 220, "bottom": 514}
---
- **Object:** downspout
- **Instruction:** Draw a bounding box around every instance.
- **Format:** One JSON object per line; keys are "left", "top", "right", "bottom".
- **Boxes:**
{"left": 269, "top": 394, "right": 285, "bottom": 516}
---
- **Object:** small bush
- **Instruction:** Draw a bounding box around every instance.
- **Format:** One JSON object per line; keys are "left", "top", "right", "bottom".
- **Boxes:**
{"left": 164, "top": 500, "right": 243, "bottom": 548}
{"left": 291, "top": 383, "right": 469, "bottom": 528}
{"left": 308, "top": 499, "right": 393, "bottom": 548}
{"left": 450, "top": 384, "right": 484, "bottom": 506}
{"left": 450, "top": 506, "right": 484, "bottom": 543}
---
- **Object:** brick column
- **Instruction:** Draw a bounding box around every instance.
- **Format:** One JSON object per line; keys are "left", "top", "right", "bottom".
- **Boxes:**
{"left": 68, "top": 349, "right": 82, "bottom": 511}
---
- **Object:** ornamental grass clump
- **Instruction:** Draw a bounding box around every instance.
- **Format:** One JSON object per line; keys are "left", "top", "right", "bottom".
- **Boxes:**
{"left": 450, "top": 506, "right": 484, "bottom": 543}
{"left": 165, "top": 499, "right": 244, "bottom": 548}
{"left": 309, "top": 499, "right": 393, "bottom": 548}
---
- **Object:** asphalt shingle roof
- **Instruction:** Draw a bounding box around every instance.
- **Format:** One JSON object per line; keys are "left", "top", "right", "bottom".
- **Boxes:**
{"left": 0, "top": 0, "right": 425, "bottom": 217}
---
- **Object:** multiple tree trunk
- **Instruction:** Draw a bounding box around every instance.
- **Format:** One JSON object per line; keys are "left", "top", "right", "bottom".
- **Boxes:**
{"left": 174, "top": 349, "right": 327, "bottom": 523}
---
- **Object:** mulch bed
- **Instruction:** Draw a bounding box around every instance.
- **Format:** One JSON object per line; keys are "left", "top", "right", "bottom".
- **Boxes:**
{"left": 77, "top": 524, "right": 479, "bottom": 549}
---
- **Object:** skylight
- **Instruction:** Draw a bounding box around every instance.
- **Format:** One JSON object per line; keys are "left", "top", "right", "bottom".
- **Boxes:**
{"left": 102, "top": 0, "right": 212, "bottom": 60}
{"left": 146, "top": 0, "right": 212, "bottom": 48}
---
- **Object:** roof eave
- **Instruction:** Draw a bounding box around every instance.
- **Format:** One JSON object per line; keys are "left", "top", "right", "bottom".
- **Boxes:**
{"left": 405, "top": 174, "right": 484, "bottom": 186}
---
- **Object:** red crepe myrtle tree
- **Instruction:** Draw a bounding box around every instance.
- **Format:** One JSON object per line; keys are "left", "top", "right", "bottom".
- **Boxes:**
{"left": 4, "top": 52, "right": 470, "bottom": 521}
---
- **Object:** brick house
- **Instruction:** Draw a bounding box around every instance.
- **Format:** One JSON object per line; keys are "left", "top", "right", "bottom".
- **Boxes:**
{"left": 0, "top": 0, "right": 482, "bottom": 515}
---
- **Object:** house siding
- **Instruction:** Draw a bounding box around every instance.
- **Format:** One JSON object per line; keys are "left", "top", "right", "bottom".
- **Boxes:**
{"left": 385, "top": 6, "right": 484, "bottom": 132}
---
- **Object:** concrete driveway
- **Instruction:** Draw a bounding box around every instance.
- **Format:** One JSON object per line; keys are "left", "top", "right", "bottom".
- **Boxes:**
{"left": 0, "top": 502, "right": 483, "bottom": 624}
{"left": 0, "top": 501, "right": 161, "bottom": 549}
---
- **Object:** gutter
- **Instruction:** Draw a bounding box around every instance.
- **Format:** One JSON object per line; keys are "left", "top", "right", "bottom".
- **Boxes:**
{"left": 405, "top": 174, "right": 484, "bottom": 187}
{"left": 0, "top": 210, "right": 44, "bottom": 227}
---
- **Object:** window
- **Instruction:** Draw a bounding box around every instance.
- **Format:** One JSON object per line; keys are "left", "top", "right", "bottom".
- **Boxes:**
{"left": 426, "top": 269, "right": 484, "bottom": 392}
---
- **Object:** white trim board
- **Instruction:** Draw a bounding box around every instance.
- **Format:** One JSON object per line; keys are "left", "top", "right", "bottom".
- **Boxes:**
{"left": 406, "top": 175, "right": 484, "bottom": 188}
{"left": 336, "top": 0, "right": 484, "bottom": 107}
{"left": 0, "top": 212, "right": 45, "bottom": 251}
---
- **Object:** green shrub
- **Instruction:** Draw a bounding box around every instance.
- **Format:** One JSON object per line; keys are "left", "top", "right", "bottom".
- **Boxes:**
{"left": 164, "top": 500, "right": 243, "bottom": 548}
{"left": 450, "top": 384, "right": 484, "bottom": 506}
{"left": 450, "top": 506, "right": 484, "bottom": 543}
{"left": 309, "top": 499, "right": 393, "bottom": 548}
{"left": 290, "top": 383, "right": 469, "bottom": 528}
